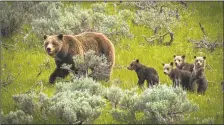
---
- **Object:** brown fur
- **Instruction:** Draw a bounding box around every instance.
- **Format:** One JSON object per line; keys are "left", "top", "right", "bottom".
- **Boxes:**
{"left": 190, "top": 56, "right": 207, "bottom": 94}
{"left": 189, "top": 67, "right": 208, "bottom": 94}
{"left": 44, "top": 32, "right": 115, "bottom": 83}
{"left": 127, "top": 59, "right": 159, "bottom": 88}
{"left": 174, "top": 55, "right": 194, "bottom": 72}
{"left": 163, "top": 62, "right": 192, "bottom": 91}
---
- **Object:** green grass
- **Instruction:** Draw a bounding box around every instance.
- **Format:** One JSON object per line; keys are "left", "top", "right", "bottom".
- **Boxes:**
{"left": 1, "top": 1, "right": 223, "bottom": 124}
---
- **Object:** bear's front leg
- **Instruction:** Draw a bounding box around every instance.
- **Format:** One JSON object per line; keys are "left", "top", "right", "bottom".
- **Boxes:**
{"left": 49, "top": 68, "right": 69, "bottom": 83}
{"left": 137, "top": 78, "right": 145, "bottom": 88}
{"left": 172, "top": 79, "right": 176, "bottom": 87}
{"left": 146, "top": 79, "right": 153, "bottom": 88}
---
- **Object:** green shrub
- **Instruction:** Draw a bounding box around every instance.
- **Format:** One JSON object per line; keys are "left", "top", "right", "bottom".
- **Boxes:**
{"left": 1, "top": 110, "right": 33, "bottom": 124}
{"left": 109, "top": 85, "right": 199, "bottom": 124}
{"left": 71, "top": 50, "right": 111, "bottom": 81}
{"left": 5, "top": 77, "right": 106, "bottom": 124}
{"left": 0, "top": 2, "right": 36, "bottom": 36}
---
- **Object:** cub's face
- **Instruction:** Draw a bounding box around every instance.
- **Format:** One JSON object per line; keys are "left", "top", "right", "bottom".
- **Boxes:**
{"left": 174, "top": 55, "right": 185, "bottom": 67}
{"left": 162, "top": 62, "right": 173, "bottom": 75}
{"left": 194, "top": 56, "right": 206, "bottom": 68}
{"left": 127, "top": 59, "right": 140, "bottom": 70}
{"left": 44, "top": 34, "right": 63, "bottom": 57}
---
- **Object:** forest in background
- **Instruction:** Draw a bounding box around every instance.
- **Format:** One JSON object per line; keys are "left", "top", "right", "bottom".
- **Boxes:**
{"left": 0, "top": 1, "right": 223, "bottom": 124}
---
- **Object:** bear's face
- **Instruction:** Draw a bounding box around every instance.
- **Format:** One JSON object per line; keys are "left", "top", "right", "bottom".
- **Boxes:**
{"left": 194, "top": 56, "right": 206, "bottom": 69}
{"left": 44, "top": 34, "right": 63, "bottom": 57}
{"left": 127, "top": 59, "right": 141, "bottom": 70}
{"left": 174, "top": 55, "right": 185, "bottom": 67}
{"left": 162, "top": 62, "right": 173, "bottom": 75}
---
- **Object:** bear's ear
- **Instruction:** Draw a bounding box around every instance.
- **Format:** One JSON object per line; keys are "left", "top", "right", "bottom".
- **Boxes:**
{"left": 182, "top": 55, "right": 185, "bottom": 59}
{"left": 203, "top": 56, "right": 206, "bottom": 60}
{"left": 136, "top": 59, "right": 139, "bottom": 63}
{"left": 170, "top": 62, "right": 173, "bottom": 66}
{"left": 173, "top": 55, "right": 176, "bottom": 58}
{"left": 194, "top": 56, "right": 197, "bottom": 59}
{"left": 44, "top": 35, "right": 48, "bottom": 40}
{"left": 162, "top": 63, "right": 165, "bottom": 66}
{"left": 58, "top": 34, "right": 63, "bottom": 40}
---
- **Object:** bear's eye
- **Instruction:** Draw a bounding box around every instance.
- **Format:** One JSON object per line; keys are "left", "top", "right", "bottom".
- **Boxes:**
{"left": 52, "top": 42, "right": 57, "bottom": 46}
{"left": 166, "top": 68, "right": 169, "bottom": 70}
{"left": 131, "top": 64, "right": 133, "bottom": 66}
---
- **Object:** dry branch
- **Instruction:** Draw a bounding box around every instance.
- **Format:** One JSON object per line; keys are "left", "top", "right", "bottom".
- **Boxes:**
{"left": 2, "top": 43, "right": 17, "bottom": 51}
{"left": 188, "top": 23, "right": 222, "bottom": 52}
{"left": 188, "top": 38, "right": 222, "bottom": 52}
{"left": 180, "top": 1, "right": 188, "bottom": 8}
{"left": 1, "top": 70, "right": 21, "bottom": 87}
{"left": 1, "top": 86, "right": 10, "bottom": 92}
{"left": 23, "top": 29, "right": 33, "bottom": 43}
{"left": 142, "top": 30, "right": 174, "bottom": 46}
{"left": 199, "top": 22, "right": 206, "bottom": 38}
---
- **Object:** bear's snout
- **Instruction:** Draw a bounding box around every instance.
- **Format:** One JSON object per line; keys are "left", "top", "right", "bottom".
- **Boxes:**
{"left": 47, "top": 48, "right": 51, "bottom": 52}
{"left": 127, "top": 66, "right": 132, "bottom": 70}
{"left": 196, "top": 63, "right": 200, "bottom": 66}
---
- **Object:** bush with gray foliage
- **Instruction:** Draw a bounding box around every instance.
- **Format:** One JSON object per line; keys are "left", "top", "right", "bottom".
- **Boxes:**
{"left": 131, "top": 2, "right": 183, "bottom": 45}
{"left": 71, "top": 50, "right": 111, "bottom": 81}
{"left": 107, "top": 85, "right": 199, "bottom": 124}
{"left": 1, "top": 110, "right": 33, "bottom": 124}
{"left": 31, "top": 2, "right": 132, "bottom": 41}
{"left": 2, "top": 77, "right": 105, "bottom": 124}
{"left": 0, "top": 2, "right": 37, "bottom": 36}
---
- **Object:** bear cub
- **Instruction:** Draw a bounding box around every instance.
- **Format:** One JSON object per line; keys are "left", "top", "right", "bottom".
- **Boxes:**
{"left": 163, "top": 62, "right": 192, "bottom": 90}
{"left": 174, "top": 55, "right": 194, "bottom": 72}
{"left": 127, "top": 59, "right": 159, "bottom": 88}
{"left": 189, "top": 56, "right": 208, "bottom": 94}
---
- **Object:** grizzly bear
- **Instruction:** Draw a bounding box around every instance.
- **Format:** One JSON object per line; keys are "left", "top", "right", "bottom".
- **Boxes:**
{"left": 193, "top": 56, "right": 206, "bottom": 69}
{"left": 174, "top": 55, "right": 194, "bottom": 72}
{"left": 189, "top": 56, "right": 207, "bottom": 94}
{"left": 162, "top": 62, "right": 192, "bottom": 91}
{"left": 127, "top": 59, "right": 159, "bottom": 88}
{"left": 189, "top": 67, "right": 208, "bottom": 94}
{"left": 44, "top": 32, "right": 115, "bottom": 83}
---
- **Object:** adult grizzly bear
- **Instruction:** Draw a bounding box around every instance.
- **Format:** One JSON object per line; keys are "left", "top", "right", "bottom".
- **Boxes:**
{"left": 44, "top": 32, "right": 115, "bottom": 83}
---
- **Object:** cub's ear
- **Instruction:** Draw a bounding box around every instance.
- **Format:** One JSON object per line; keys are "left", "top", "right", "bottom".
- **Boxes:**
{"left": 170, "top": 62, "right": 173, "bottom": 66}
{"left": 203, "top": 56, "right": 206, "bottom": 59}
{"left": 162, "top": 63, "right": 165, "bottom": 66}
{"left": 194, "top": 56, "right": 197, "bottom": 59}
{"left": 182, "top": 55, "right": 185, "bottom": 59}
{"left": 173, "top": 55, "right": 176, "bottom": 58}
{"left": 136, "top": 59, "right": 139, "bottom": 63}
{"left": 44, "top": 35, "right": 48, "bottom": 40}
{"left": 58, "top": 34, "right": 63, "bottom": 40}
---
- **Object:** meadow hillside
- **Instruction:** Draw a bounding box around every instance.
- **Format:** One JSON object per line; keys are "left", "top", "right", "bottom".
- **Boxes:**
{"left": 0, "top": 1, "right": 223, "bottom": 124}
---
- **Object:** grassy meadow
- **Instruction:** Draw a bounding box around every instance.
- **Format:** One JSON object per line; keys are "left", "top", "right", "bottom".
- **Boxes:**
{"left": 1, "top": 1, "right": 223, "bottom": 124}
